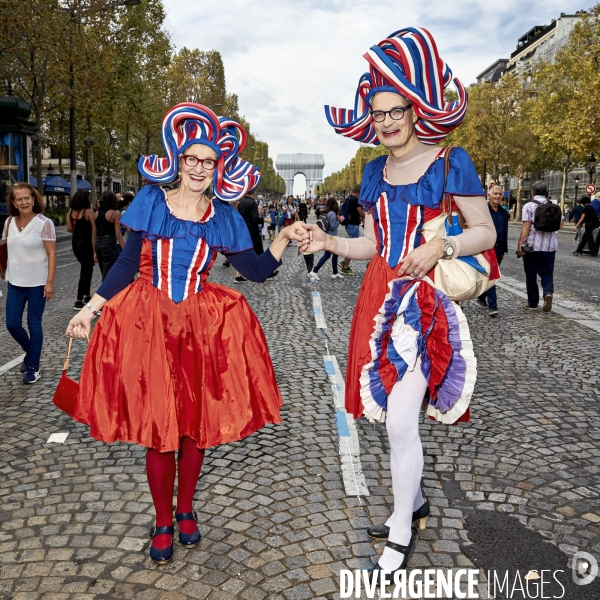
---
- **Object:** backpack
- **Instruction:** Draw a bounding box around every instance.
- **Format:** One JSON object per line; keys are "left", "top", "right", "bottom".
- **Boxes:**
{"left": 532, "top": 200, "right": 562, "bottom": 232}
{"left": 316, "top": 212, "right": 330, "bottom": 233}
{"left": 340, "top": 197, "right": 352, "bottom": 223}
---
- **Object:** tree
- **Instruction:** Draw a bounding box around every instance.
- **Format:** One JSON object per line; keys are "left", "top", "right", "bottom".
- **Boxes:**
{"left": 530, "top": 3, "right": 600, "bottom": 209}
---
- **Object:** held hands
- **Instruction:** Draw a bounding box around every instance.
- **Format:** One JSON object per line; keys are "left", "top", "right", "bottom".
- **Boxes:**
{"left": 280, "top": 222, "right": 311, "bottom": 244}
{"left": 297, "top": 223, "right": 331, "bottom": 254}
{"left": 66, "top": 309, "right": 93, "bottom": 339}
{"left": 397, "top": 239, "right": 445, "bottom": 279}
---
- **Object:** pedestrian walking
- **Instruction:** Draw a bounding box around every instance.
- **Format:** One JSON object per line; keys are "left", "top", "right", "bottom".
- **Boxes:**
{"left": 309, "top": 197, "right": 343, "bottom": 280}
{"left": 303, "top": 27, "right": 496, "bottom": 585}
{"left": 2, "top": 183, "right": 56, "bottom": 384}
{"left": 267, "top": 204, "right": 277, "bottom": 240}
{"left": 573, "top": 195, "right": 599, "bottom": 256}
{"left": 339, "top": 184, "right": 364, "bottom": 275}
{"left": 476, "top": 185, "right": 508, "bottom": 317}
{"left": 517, "top": 181, "right": 562, "bottom": 311}
{"left": 298, "top": 198, "right": 308, "bottom": 223}
{"left": 62, "top": 103, "right": 305, "bottom": 565}
{"left": 94, "top": 191, "right": 125, "bottom": 281}
{"left": 569, "top": 200, "right": 584, "bottom": 242}
{"left": 66, "top": 190, "right": 97, "bottom": 310}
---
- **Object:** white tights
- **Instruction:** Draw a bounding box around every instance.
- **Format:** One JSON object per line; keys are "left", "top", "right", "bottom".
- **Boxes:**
{"left": 377, "top": 359, "right": 427, "bottom": 571}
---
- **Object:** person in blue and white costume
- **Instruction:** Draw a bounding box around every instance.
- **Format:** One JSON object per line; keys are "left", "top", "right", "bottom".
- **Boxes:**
{"left": 301, "top": 28, "right": 497, "bottom": 583}
{"left": 62, "top": 103, "right": 308, "bottom": 564}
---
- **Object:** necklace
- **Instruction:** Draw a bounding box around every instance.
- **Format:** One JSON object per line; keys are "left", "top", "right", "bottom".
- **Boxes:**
{"left": 17, "top": 215, "right": 35, "bottom": 232}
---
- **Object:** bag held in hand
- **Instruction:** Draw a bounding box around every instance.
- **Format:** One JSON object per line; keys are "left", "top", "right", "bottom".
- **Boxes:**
{"left": 52, "top": 337, "right": 85, "bottom": 417}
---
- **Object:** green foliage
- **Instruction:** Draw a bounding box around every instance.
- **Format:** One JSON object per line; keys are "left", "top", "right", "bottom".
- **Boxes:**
{"left": 322, "top": 145, "right": 388, "bottom": 194}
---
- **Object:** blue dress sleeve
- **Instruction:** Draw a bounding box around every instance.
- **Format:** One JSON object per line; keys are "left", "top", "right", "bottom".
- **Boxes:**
{"left": 225, "top": 248, "right": 281, "bottom": 282}
{"left": 119, "top": 185, "right": 167, "bottom": 235}
{"left": 445, "top": 147, "right": 484, "bottom": 196}
{"left": 96, "top": 231, "right": 142, "bottom": 300}
{"left": 358, "top": 156, "right": 387, "bottom": 210}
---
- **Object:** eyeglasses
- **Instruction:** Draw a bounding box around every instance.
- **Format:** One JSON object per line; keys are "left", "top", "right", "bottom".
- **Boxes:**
{"left": 370, "top": 103, "right": 413, "bottom": 123}
{"left": 14, "top": 196, "right": 32, "bottom": 203}
{"left": 181, "top": 155, "right": 217, "bottom": 170}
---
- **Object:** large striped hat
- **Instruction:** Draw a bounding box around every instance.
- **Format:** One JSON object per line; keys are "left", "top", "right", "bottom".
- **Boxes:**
{"left": 138, "top": 102, "right": 260, "bottom": 201}
{"left": 325, "top": 27, "right": 467, "bottom": 145}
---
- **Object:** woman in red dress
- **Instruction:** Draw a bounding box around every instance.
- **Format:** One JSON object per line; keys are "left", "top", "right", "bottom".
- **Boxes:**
{"left": 63, "top": 103, "right": 307, "bottom": 563}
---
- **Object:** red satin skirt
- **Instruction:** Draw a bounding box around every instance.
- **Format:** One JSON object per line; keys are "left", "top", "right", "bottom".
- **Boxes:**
{"left": 72, "top": 278, "right": 282, "bottom": 452}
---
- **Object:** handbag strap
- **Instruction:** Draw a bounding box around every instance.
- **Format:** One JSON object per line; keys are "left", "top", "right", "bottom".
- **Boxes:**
{"left": 442, "top": 147, "right": 455, "bottom": 216}
{"left": 63, "top": 335, "right": 89, "bottom": 372}
{"left": 3, "top": 216, "right": 12, "bottom": 242}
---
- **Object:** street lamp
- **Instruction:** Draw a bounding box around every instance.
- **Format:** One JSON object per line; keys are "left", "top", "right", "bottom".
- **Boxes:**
{"left": 47, "top": 162, "right": 54, "bottom": 177}
{"left": 574, "top": 174, "right": 580, "bottom": 204}
{"left": 67, "top": 0, "right": 141, "bottom": 198}
{"left": 588, "top": 153, "right": 597, "bottom": 184}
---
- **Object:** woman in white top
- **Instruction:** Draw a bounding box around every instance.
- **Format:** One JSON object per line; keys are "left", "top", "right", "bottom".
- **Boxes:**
{"left": 2, "top": 183, "right": 56, "bottom": 383}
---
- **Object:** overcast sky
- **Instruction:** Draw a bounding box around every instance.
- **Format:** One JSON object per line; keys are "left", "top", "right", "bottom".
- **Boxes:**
{"left": 163, "top": 0, "right": 586, "bottom": 185}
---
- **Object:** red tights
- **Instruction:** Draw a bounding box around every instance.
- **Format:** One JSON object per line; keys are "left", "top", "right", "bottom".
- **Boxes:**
{"left": 146, "top": 437, "right": 205, "bottom": 548}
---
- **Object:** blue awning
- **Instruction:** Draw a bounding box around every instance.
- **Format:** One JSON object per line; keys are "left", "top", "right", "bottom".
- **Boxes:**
{"left": 29, "top": 175, "right": 37, "bottom": 187}
{"left": 77, "top": 179, "right": 91, "bottom": 191}
{"left": 44, "top": 175, "right": 70, "bottom": 194}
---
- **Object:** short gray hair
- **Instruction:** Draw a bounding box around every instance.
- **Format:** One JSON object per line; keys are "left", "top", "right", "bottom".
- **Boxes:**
{"left": 489, "top": 185, "right": 503, "bottom": 193}
{"left": 531, "top": 180, "right": 548, "bottom": 197}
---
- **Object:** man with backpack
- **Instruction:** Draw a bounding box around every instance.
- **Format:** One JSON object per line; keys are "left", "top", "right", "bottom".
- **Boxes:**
{"left": 573, "top": 195, "right": 599, "bottom": 257}
{"left": 517, "top": 181, "right": 562, "bottom": 312}
{"left": 339, "top": 184, "right": 364, "bottom": 275}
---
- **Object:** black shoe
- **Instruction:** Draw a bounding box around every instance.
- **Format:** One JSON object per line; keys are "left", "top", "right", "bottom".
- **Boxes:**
{"left": 223, "top": 260, "right": 230, "bottom": 267}
{"left": 20, "top": 360, "right": 29, "bottom": 374}
{"left": 234, "top": 276, "right": 247, "bottom": 283}
{"left": 267, "top": 270, "right": 279, "bottom": 278}
{"left": 83, "top": 295, "right": 92, "bottom": 304}
{"left": 74, "top": 300, "right": 85, "bottom": 310}
{"left": 367, "top": 500, "right": 430, "bottom": 539}
{"left": 488, "top": 308, "right": 499, "bottom": 318}
{"left": 476, "top": 298, "right": 487, "bottom": 309}
{"left": 365, "top": 528, "right": 416, "bottom": 587}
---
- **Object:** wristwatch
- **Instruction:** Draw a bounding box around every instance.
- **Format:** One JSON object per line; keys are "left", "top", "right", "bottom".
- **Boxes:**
{"left": 442, "top": 238, "right": 454, "bottom": 260}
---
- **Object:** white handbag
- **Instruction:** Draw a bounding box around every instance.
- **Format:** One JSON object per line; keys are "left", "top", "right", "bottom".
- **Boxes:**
{"left": 420, "top": 148, "right": 497, "bottom": 302}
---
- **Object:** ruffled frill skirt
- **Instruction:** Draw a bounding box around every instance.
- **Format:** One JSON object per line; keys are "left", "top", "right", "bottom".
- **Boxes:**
{"left": 346, "top": 255, "right": 474, "bottom": 424}
{"left": 72, "top": 278, "right": 282, "bottom": 451}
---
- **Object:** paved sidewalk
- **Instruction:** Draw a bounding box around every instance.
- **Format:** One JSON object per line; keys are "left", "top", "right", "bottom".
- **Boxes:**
{"left": 0, "top": 230, "right": 599, "bottom": 599}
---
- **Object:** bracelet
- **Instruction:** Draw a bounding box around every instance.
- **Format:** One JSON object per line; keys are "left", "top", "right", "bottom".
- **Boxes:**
{"left": 86, "top": 302, "right": 99, "bottom": 316}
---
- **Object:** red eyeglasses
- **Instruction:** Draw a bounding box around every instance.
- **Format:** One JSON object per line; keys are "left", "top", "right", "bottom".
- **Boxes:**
{"left": 181, "top": 155, "right": 217, "bottom": 170}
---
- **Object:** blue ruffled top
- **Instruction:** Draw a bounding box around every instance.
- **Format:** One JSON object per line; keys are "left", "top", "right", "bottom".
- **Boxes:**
{"left": 121, "top": 184, "right": 253, "bottom": 253}
{"left": 358, "top": 146, "right": 484, "bottom": 211}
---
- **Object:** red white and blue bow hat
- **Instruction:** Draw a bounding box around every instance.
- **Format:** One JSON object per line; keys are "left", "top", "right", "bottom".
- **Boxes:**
{"left": 325, "top": 27, "right": 468, "bottom": 145}
{"left": 138, "top": 102, "right": 260, "bottom": 201}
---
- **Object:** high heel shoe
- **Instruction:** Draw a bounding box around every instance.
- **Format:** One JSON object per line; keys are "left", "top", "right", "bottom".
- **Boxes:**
{"left": 149, "top": 525, "right": 174, "bottom": 564}
{"left": 366, "top": 499, "right": 430, "bottom": 539}
{"left": 176, "top": 511, "right": 201, "bottom": 547}
{"left": 366, "top": 527, "right": 416, "bottom": 587}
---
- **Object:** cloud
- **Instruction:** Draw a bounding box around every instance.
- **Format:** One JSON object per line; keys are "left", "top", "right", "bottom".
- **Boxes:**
{"left": 163, "top": 0, "right": 585, "bottom": 177}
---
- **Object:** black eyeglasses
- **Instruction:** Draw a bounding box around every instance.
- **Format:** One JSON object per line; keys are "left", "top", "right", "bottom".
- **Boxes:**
{"left": 370, "top": 103, "right": 413, "bottom": 123}
{"left": 181, "top": 155, "right": 217, "bottom": 170}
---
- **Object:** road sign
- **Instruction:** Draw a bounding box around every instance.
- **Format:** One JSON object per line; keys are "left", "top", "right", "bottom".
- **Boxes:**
{"left": 585, "top": 184, "right": 596, "bottom": 195}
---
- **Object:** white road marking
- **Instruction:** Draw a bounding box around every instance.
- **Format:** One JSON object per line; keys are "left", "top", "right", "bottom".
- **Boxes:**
{"left": 47, "top": 432, "right": 69, "bottom": 443}
{"left": 309, "top": 285, "right": 370, "bottom": 499}
{"left": 0, "top": 353, "right": 26, "bottom": 376}
{"left": 56, "top": 261, "right": 79, "bottom": 269}
{"left": 496, "top": 281, "right": 600, "bottom": 330}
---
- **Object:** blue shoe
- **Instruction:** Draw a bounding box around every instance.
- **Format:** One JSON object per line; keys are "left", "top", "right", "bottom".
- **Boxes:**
{"left": 149, "top": 525, "right": 174, "bottom": 564}
{"left": 23, "top": 367, "right": 40, "bottom": 384}
{"left": 176, "top": 511, "right": 201, "bottom": 547}
{"left": 20, "top": 361, "right": 28, "bottom": 373}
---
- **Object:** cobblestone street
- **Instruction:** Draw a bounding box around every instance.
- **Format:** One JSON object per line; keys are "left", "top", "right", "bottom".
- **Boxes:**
{"left": 1, "top": 227, "right": 599, "bottom": 600}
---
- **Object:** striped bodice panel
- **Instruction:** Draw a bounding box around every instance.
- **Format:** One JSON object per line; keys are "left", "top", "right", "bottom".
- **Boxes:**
{"left": 138, "top": 237, "right": 217, "bottom": 303}
{"left": 372, "top": 192, "right": 434, "bottom": 269}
